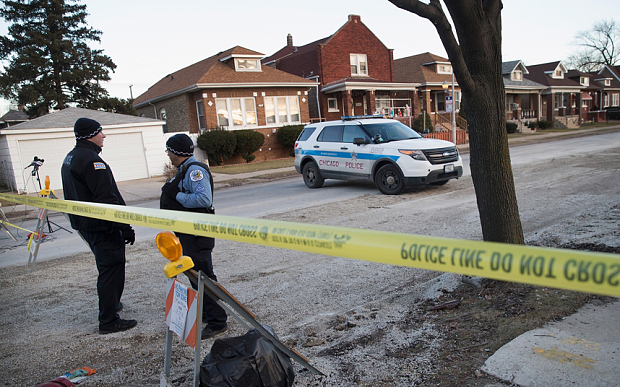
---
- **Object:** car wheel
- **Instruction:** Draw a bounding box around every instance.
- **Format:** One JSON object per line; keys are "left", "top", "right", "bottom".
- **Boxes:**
{"left": 375, "top": 164, "right": 405, "bottom": 195}
{"left": 430, "top": 179, "right": 449, "bottom": 186}
{"left": 302, "top": 161, "right": 324, "bottom": 188}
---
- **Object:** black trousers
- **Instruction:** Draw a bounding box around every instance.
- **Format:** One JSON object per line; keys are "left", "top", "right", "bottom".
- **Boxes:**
{"left": 80, "top": 228, "right": 125, "bottom": 327}
{"left": 176, "top": 233, "right": 228, "bottom": 329}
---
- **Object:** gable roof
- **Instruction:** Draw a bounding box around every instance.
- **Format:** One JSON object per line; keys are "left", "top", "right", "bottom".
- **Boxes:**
{"left": 502, "top": 60, "right": 545, "bottom": 90}
{"left": 1, "top": 107, "right": 161, "bottom": 131}
{"left": 134, "top": 46, "right": 315, "bottom": 108}
{"left": 524, "top": 61, "right": 581, "bottom": 88}
{"left": 394, "top": 52, "right": 457, "bottom": 85}
{"left": 566, "top": 70, "right": 603, "bottom": 90}
{"left": 262, "top": 36, "right": 330, "bottom": 66}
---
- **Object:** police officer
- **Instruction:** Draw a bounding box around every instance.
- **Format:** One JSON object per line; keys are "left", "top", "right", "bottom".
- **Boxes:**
{"left": 160, "top": 133, "right": 228, "bottom": 339}
{"left": 61, "top": 117, "right": 137, "bottom": 334}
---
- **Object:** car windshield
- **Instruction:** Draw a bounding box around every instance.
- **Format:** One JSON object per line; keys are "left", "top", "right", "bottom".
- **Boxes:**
{"left": 362, "top": 121, "right": 423, "bottom": 143}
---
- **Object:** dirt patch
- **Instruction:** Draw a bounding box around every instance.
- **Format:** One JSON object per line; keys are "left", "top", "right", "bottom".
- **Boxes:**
{"left": 414, "top": 243, "right": 618, "bottom": 386}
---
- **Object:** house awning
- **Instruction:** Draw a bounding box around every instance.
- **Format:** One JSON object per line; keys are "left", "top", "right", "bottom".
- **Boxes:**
{"left": 581, "top": 92, "right": 592, "bottom": 100}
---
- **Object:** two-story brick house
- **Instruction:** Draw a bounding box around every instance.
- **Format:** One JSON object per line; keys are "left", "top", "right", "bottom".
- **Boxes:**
{"left": 263, "top": 15, "right": 417, "bottom": 123}
{"left": 133, "top": 46, "right": 317, "bottom": 161}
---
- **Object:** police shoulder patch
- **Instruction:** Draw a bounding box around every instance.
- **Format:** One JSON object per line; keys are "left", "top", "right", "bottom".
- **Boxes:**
{"left": 189, "top": 169, "right": 204, "bottom": 182}
{"left": 93, "top": 162, "right": 106, "bottom": 170}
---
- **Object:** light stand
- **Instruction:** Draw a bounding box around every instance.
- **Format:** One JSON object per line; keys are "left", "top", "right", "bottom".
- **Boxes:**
{"left": 26, "top": 157, "right": 71, "bottom": 234}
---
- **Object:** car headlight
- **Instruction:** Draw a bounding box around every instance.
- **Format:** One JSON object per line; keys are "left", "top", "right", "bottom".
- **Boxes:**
{"left": 399, "top": 149, "right": 427, "bottom": 161}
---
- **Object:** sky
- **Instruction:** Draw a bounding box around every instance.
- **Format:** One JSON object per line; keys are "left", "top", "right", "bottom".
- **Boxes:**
{"left": 1, "top": 0, "right": 620, "bottom": 116}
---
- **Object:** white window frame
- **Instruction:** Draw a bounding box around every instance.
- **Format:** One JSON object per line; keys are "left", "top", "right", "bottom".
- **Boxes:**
{"left": 612, "top": 93, "right": 619, "bottom": 107}
{"left": 554, "top": 94, "right": 564, "bottom": 109}
{"left": 554, "top": 69, "right": 563, "bottom": 78}
{"left": 234, "top": 58, "right": 261, "bottom": 72}
{"left": 196, "top": 100, "right": 205, "bottom": 130}
{"left": 603, "top": 94, "right": 609, "bottom": 107}
{"left": 350, "top": 54, "right": 368, "bottom": 76}
{"left": 215, "top": 97, "right": 257, "bottom": 129}
{"left": 580, "top": 77, "right": 589, "bottom": 86}
{"left": 511, "top": 70, "right": 522, "bottom": 81}
{"left": 437, "top": 64, "right": 452, "bottom": 74}
{"left": 327, "top": 98, "right": 339, "bottom": 112}
{"left": 264, "top": 96, "right": 301, "bottom": 125}
{"left": 604, "top": 79, "right": 611, "bottom": 86}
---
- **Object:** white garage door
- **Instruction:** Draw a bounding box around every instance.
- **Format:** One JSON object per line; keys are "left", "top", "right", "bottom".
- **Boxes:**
{"left": 100, "top": 132, "right": 148, "bottom": 182}
{"left": 18, "top": 132, "right": 148, "bottom": 193}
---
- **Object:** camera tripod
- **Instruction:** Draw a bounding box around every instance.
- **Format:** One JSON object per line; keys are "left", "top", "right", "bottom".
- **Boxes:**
{"left": 28, "top": 161, "right": 71, "bottom": 235}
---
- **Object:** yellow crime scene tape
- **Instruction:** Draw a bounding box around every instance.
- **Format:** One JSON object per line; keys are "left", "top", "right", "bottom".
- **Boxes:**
{"left": 1, "top": 192, "right": 619, "bottom": 298}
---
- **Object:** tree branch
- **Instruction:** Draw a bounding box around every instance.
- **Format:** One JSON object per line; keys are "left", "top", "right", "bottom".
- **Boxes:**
{"left": 387, "top": 0, "right": 474, "bottom": 92}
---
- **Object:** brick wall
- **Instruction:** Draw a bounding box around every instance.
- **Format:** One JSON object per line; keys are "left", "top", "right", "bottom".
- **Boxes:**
{"left": 135, "top": 94, "right": 189, "bottom": 133}
{"left": 319, "top": 15, "right": 393, "bottom": 86}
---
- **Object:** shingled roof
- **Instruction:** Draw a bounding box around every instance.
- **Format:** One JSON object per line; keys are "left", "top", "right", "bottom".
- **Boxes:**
{"left": 134, "top": 46, "right": 315, "bottom": 107}
{"left": 1, "top": 107, "right": 161, "bottom": 131}
{"left": 524, "top": 61, "right": 582, "bottom": 88}
{"left": 394, "top": 52, "right": 456, "bottom": 85}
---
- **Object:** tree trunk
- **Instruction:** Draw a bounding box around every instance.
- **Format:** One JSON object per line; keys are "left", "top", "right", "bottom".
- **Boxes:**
{"left": 389, "top": 0, "right": 524, "bottom": 244}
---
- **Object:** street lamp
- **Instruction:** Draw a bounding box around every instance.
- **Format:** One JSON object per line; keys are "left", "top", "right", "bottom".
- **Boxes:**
{"left": 442, "top": 74, "right": 457, "bottom": 145}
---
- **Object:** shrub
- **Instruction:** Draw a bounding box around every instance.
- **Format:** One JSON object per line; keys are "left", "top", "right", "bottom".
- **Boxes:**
{"left": 276, "top": 124, "right": 305, "bottom": 156}
{"left": 604, "top": 107, "right": 620, "bottom": 120}
{"left": 506, "top": 122, "right": 518, "bottom": 134}
{"left": 537, "top": 120, "right": 552, "bottom": 129}
{"left": 234, "top": 130, "right": 265, "bottom": 163}
{"left": 412, "top": 112, "right": 433, "bottom": 134}
{"left": 196, "top": 129, "right": 237, "bottom": 166}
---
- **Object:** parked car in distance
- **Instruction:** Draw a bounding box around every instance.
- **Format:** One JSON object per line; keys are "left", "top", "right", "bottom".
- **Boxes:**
{"left": 294, "top": 115, "right": 463, "bottom": 195}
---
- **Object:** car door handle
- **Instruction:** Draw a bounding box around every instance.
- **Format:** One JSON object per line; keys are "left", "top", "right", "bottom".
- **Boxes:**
{"left": 340, "top": 147, "right": 348, "bottom": 150}
{"left": 313, "top": 145, "right": 319, "bottom": 148}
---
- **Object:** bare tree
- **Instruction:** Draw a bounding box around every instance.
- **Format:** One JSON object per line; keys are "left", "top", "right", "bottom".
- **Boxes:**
{"left": 567, "top": 19, "right": 619, "bottom": 72}
{"left": 388, "top": 0, "right": 524, "bottom": 244}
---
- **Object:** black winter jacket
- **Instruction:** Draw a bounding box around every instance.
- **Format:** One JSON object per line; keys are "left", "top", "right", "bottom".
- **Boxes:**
{"left": 61, "top": 140, "right": 128, "bottom": 232}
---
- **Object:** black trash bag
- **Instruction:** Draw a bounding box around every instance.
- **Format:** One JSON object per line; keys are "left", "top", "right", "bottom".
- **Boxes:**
{"left": 200, "top": 327, "right": 295, "bottom": 387}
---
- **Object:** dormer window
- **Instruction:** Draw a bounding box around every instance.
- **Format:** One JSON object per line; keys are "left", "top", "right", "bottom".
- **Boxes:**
{"left": 512, "top": 70, "right": 522, "bottom": 81}
{"left": 350, "top": 54, "right": 368, "bottom": 76}
{"left": 235, "top": 58, "right": 261, "bottom": 71}
{"left": 605, "top": 79, "right": 611, "bottom": 86}
{"left": 437, "top": 64, "right": 452, "bottom": 74}
{"left": 553, "top": 69, "right": 563, "bottom": 78}
{"left": 580, "top": 77, "right": 589, "bottom": 86}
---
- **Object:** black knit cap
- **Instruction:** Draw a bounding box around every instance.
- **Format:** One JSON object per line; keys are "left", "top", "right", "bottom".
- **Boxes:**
{"left": 74, "top": 117, "right": 102, "bottom": 140}
{"left": 166, "top": 133, "right": 194, "bottom": 156}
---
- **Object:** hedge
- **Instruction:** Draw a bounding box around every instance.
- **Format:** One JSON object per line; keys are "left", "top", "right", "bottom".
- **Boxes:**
{"left": 234, "top": 130, "right": 265, "bottom": 163}
{"left": 196, "top": 129, "right": 237, "bottom": 166}
{"left": 277, "top": 124, "right": 305, "bottom": 156}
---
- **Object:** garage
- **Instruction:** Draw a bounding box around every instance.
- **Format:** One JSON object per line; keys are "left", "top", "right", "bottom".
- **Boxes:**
{"left": 0, "top": 107, "right": 166, "bottom": 194}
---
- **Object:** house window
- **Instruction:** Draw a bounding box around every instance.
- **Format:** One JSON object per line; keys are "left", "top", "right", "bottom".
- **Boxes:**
{"left": 554, "top": 69, "right": 563, "bottom": 78}
{"left": 604, "top": 94, "right": 609, "bottom": 107}
{"left": 160, "top": 108, "right": 168, "bottom": 132}
{"left": 604, "top": 79, "right": 611, "bottom": 86}
{"left": 350, "top": 54, "right": 368, "bottom": 76}
{"left": 512, "top": 70, "right": 522, "bottom": 81}
{"left": 580, "top": 77, "right": 589, "bottom": 86}
{"left": 437, "top": 92, "right": 446, "bottom": 111}
{"left": 437, "top": 65, "right": 452, "bottom": 74}
{"left": 328, "top": 98, "right": 339, "bottom": 112}
{"left": 264, "top": 96, "right": 301, "bottom": 125}
{"left": 554, "top": 94, "right": 563, "bottom": 109}
{"left": 454, "top": 91, "right": 461, "bottom": 111}
{"left": 196, "top": 100, "right": 205, "bottom": 130}
{"left": 235, "top": 58, "right": 261, "bottom": 72}
{"left": 216, "top": 98, "right": 257, "bottom": 128}
{"left": 612, "top": 94, "right": 619, "bottom": 107}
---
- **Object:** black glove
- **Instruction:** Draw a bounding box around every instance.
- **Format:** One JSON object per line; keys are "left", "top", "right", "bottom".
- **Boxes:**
{"left": 121, "top": 227, "right": 135, "bottom": 245}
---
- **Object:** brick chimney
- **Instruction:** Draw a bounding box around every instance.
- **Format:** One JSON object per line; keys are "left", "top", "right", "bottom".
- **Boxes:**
{"left": 287, "top": 33, "right": 293, "bottom": 46}
{"left": 348, "top": 15, "right": 361, "bottom": 23}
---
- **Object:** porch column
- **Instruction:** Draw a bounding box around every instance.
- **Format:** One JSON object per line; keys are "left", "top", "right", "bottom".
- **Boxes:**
{"left": 343, "top": 90, "right": 353, "bottom": 117}
{"left": 367, "top": 90, "right": 376, "bottom": 115}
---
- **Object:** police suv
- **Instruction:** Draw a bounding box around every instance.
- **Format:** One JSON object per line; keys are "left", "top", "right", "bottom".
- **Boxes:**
{"left": 294, "top": 116, "right": 463, "bottom": 195}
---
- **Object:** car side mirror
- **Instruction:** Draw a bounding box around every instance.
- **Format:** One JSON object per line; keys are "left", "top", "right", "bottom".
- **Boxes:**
{"left": 353, "top": 137, "right": 369, "bottom": 145}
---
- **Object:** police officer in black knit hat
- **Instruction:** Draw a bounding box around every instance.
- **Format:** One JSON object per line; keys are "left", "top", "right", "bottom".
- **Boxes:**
{"left": 61, "top": 117, "right": 137, "bottom": 334}
{"left": 160, "top": 133, "right": 228, "bottom": 339}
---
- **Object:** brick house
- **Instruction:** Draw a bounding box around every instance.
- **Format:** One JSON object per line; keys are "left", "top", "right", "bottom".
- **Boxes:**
{"left": 524, "top": 61, "right": 584, "bottom": 128}
{"left": 394, "top": 52, "right": 465, "bottom": 131}
{"left": 589, "top": 65, "right": 620, "bottom": 113}
{"left": 262, "top": 15, "right": 417, "bottom": 124}
{"left": 502, "top": 60, "right": 545, "bottom": 125}
{"left": 133, "top": 46, "right": 317, "bottom": 162}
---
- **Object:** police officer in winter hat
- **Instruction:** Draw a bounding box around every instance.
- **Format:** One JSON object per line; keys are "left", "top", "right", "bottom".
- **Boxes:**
{"left": 161, "top": 133, "right": 228, "bottom": 339}
{"left": 61, "top": 117, "right": 137, "bottom": 334}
